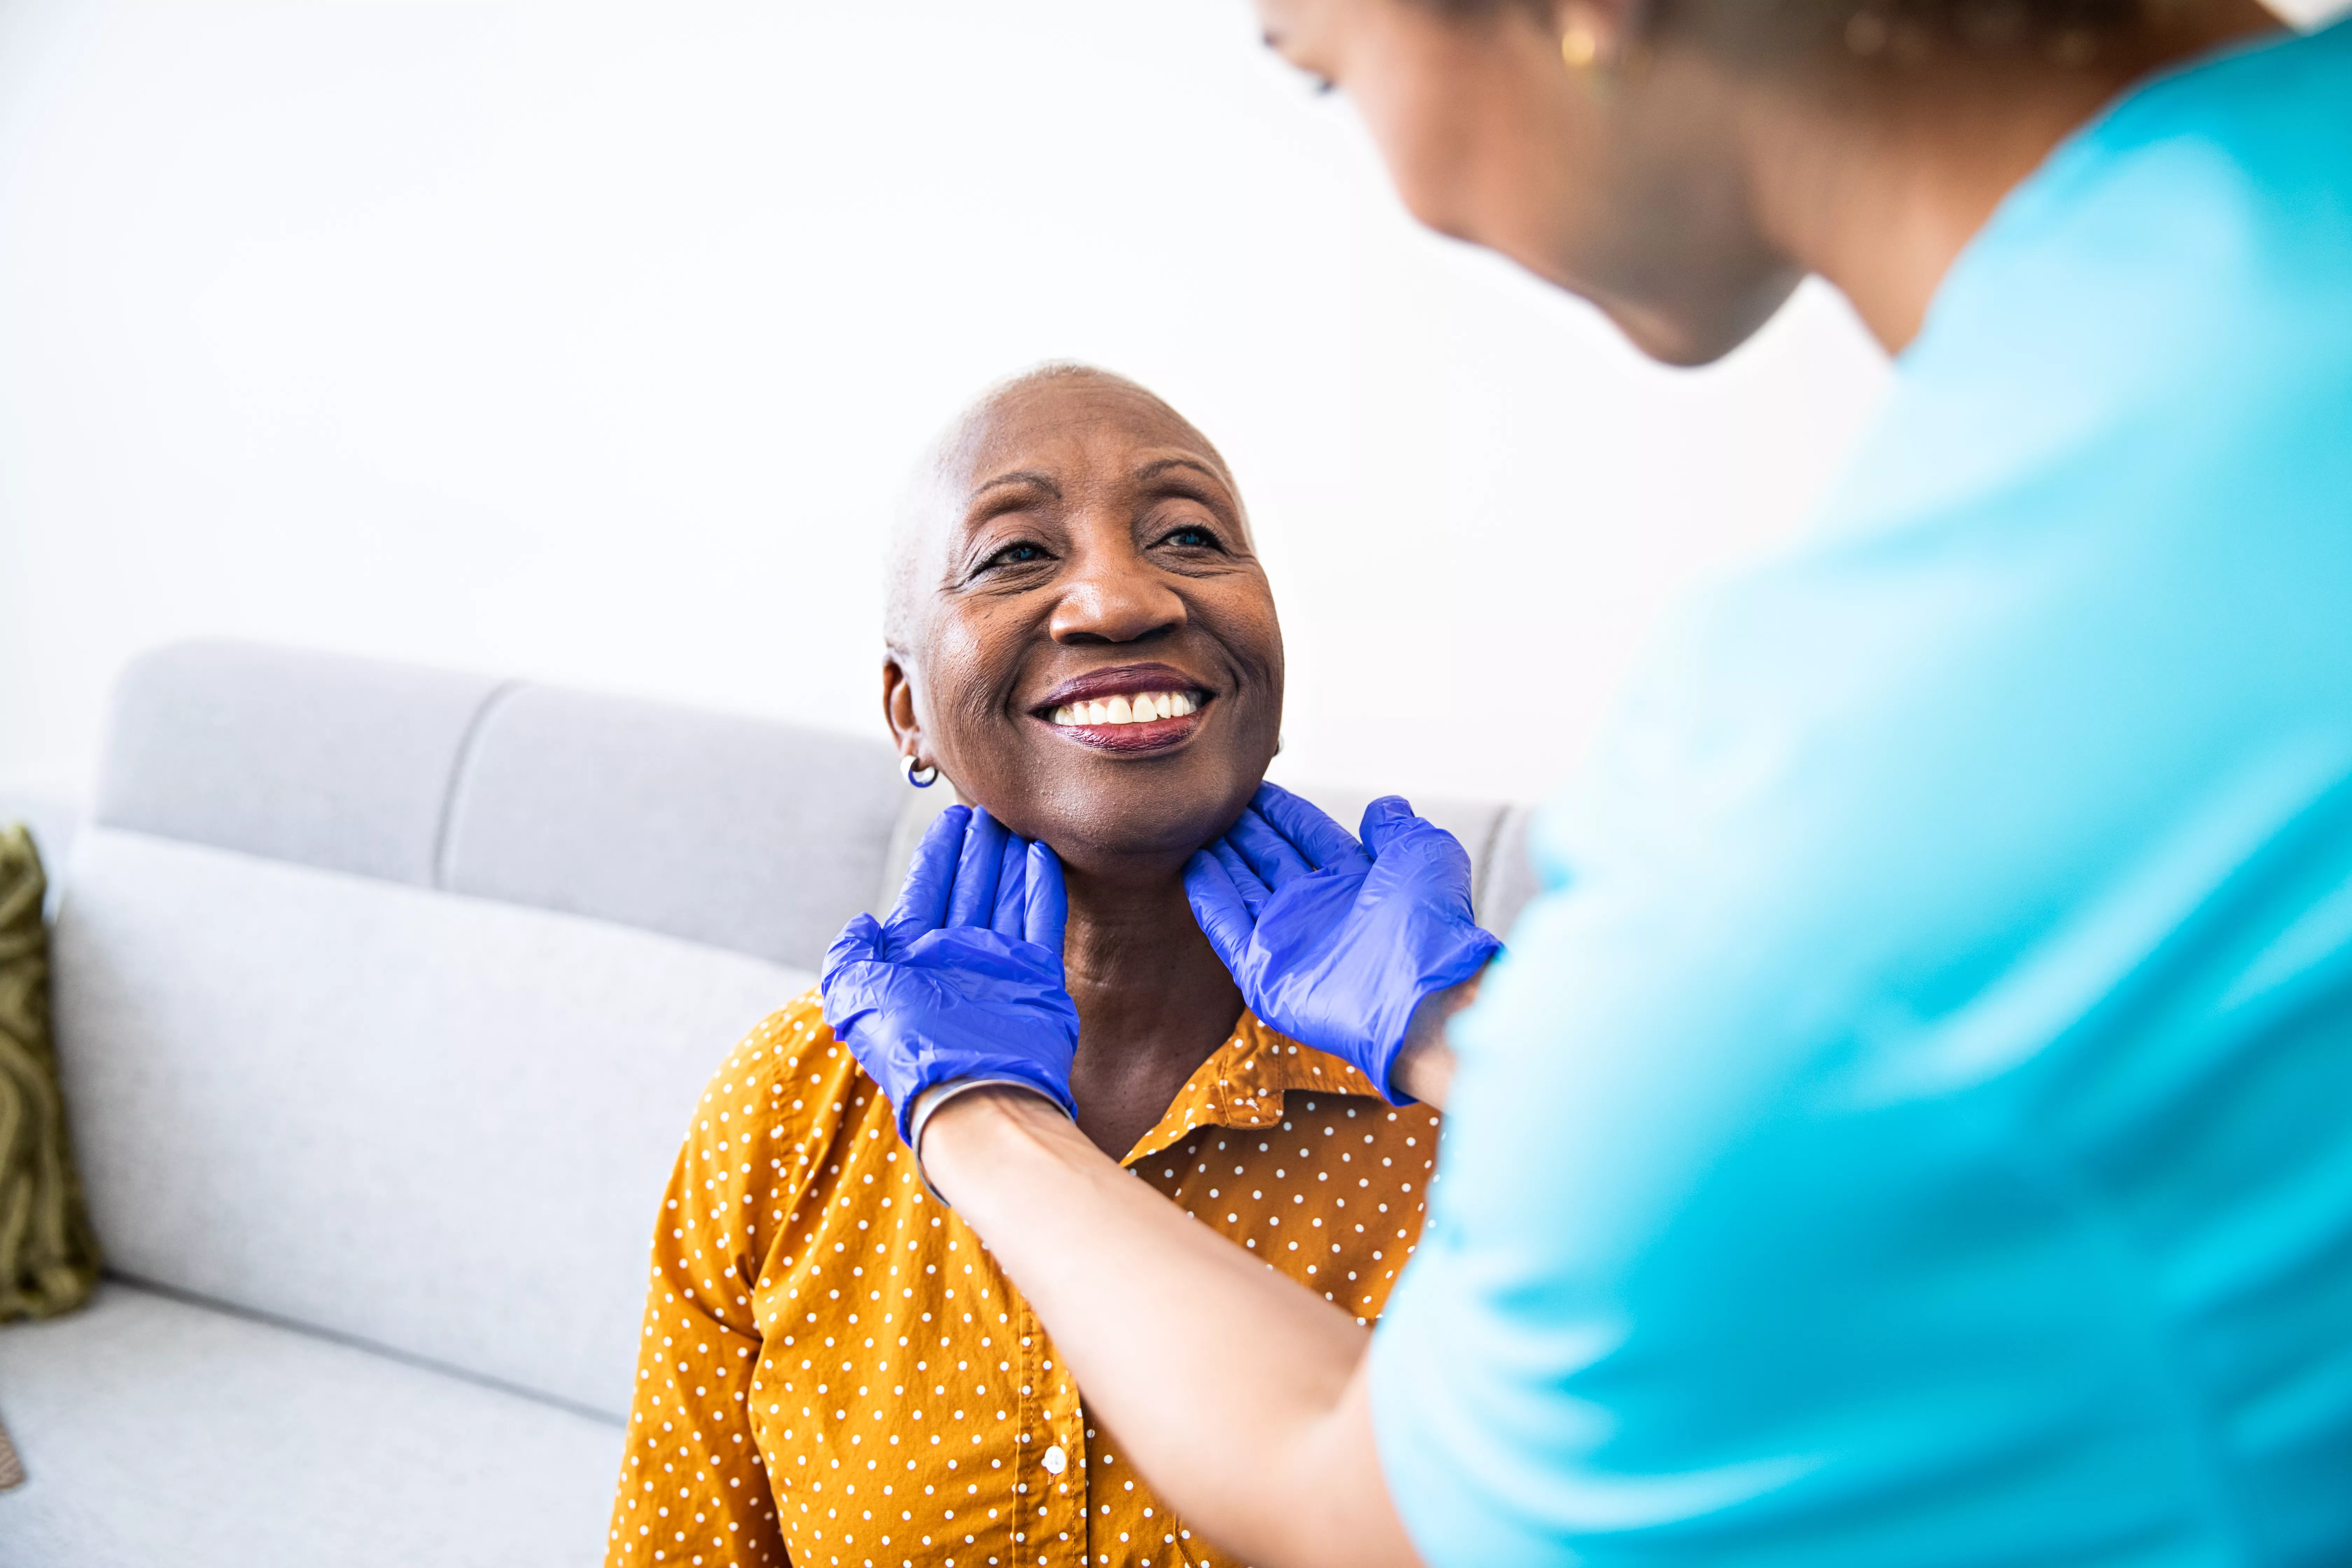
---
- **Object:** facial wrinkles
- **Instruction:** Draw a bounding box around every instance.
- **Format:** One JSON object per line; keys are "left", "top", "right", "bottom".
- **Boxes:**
{"left": 1037, "top": 574, "right": 1280, "bottom": 870}
{"left": 893, "top": 385, "right": 1280, "bottom": 874}
{"left": 964, "top": 524, "right": 1190, "bottom": 843}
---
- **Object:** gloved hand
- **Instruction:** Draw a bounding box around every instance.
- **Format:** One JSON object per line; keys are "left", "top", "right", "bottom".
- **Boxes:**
{"left": 821, "top": 804, "right": 1078, "bottom": 1144}
{"left": 1185, "top": 783, "right": 1500, "bottom": 1103}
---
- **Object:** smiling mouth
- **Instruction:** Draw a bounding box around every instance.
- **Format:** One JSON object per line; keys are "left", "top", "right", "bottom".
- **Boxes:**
{"left": 1031, "top": 680, "right": 1211, "bottom": 754}
{"left": 1046, "top": 691, "right": 1201, "bottom": 728}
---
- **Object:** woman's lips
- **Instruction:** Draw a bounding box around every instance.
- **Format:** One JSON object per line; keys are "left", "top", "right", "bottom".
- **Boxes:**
{"left": 1037, "top": 688, "right": 1209, "bottom": 753}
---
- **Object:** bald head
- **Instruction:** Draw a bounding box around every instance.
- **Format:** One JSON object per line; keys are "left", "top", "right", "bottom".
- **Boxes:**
{"left": 883, "top": 363, "right": 1241, "bottom": 655}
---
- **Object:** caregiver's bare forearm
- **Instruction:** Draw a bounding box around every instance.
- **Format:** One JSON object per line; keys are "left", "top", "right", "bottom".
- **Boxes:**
{"left": 922, "top": 1090, "right": 1426, "bottom": 1568}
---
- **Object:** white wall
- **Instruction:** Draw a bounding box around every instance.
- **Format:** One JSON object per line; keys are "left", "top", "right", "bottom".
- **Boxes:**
{"left": 9, "top": 0, "right": 1969, "bottom": 810}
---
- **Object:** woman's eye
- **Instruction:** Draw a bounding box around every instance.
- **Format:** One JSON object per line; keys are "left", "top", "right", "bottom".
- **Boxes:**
{"left": 983, "top": 541, "right": 1048, "bottom": 568}
{"left": 1160, "top": 525, "right": 1219, "bottom": 550}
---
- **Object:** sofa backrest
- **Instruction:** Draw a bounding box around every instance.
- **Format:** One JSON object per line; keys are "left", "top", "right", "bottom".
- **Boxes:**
{"left": 93, "top": 641, "right": 907, "bottom": 970}
{"left": 52, "top": 643, "right": 898, "bottom": 1418}
{"left": 48, "top": 640, "right": 1539, "bottom": 1421}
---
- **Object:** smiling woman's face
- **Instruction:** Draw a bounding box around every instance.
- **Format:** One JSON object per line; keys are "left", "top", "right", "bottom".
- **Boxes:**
{"left": 885, "top": 373, "right": 1284, "bottom": 881}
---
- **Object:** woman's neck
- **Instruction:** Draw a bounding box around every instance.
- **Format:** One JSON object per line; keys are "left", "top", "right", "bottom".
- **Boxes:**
{"left": 1057, "top": 864, "right": 1247, "bottom": 1162}
{"left": 1741, "top": 1, "right": 2281, "bottom": 354}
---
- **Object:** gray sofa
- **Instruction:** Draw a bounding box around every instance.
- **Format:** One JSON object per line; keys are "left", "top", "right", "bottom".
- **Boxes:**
{"left": 0, "top": 640, "right": 1537, "bottom": 1567}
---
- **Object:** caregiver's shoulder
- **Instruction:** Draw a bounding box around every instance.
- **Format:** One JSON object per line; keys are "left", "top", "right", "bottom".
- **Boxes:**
{"left": 2100, "top": 8, "right": 2352, "bottom": 161}
{"left": 1848, "top": 15, "right": 2351, "bottom": 465}
{"left": 1766, "top": 18, "right": 2352, "bottom": 766}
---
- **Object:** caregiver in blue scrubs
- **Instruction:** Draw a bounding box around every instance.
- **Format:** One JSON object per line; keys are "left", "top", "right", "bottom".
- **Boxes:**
{"left": 821, "top": 1, "right": 2352, "bottom": 1563}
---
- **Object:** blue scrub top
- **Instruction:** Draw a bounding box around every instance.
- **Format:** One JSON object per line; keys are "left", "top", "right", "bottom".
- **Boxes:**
{"left": 1373, "top": 21, "right": 2352, "bottom": 1566}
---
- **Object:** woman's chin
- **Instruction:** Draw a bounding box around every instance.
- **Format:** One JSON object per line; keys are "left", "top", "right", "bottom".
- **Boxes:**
{"left": 1038, "top": 785, "right": 1263, "bottom": 886}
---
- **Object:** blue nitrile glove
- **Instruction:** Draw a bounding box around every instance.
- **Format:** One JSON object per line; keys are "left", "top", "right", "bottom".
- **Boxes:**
{"left": 1184, "top": 783, "right": 1501, "bottom": 1104}
{"left": 821, "top": 804, "right": 1078, "bottom": 1144}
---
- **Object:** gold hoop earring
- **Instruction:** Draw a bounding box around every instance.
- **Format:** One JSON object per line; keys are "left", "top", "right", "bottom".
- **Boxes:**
{"left": 1562, "top": 23, "right": 1600, "bottom": 69}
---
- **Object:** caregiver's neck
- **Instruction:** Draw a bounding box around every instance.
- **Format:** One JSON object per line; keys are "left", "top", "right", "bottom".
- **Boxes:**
{"left": 1744, "top": 0, "right": 2281, "bottom": 355}
{"left": 1058, "top": 863, "right": 1247, "bottom": 1162}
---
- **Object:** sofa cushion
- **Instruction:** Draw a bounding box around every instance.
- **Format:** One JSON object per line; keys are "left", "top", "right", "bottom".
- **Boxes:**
{"left": 437, "top": 684, "right": 903, "bottom": 970}
{"left": 0, "top": 1281, "right": 620, "bottom": 1567}
{"left": 93, "top": 641, "right": 506, "bottom": 888}
{"left": 50, "top": 827, "right": 812, "bottom": 1418}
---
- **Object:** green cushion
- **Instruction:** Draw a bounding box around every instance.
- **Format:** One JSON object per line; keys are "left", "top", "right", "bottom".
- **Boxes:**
{"left": 0, "top": 824, "right": 99, "bottom": 1322}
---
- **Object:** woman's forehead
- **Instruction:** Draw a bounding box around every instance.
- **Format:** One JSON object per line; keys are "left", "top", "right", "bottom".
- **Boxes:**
{"left": 945, "top": 377, "right": 1232, "bottom": 497}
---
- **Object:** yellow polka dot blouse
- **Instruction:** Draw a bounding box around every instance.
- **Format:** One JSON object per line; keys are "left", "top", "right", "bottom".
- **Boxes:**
{"left": 607, "top": 989, "right": 1441, "bottom": 1568}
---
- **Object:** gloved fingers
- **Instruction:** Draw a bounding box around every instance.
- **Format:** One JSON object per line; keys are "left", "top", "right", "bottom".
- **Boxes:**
{"left": 822, "top": 911, "right": 886, "bottom": 980}
{"left": 1209, "top": 838, "right": 1271, "bottom": 917}
{"left": 1226, "top": 807, "right": 1315, "bottom": 890}
{"left": 1022, "top": 840, "right": 1069, "bottom": 954}
{"left": 883, "top": 805, "right": 971, "bottom": 946}
{"left": 945, "top": 807, "right": 1011, "bottom": 929}
{"left": 1252, "top": 782, "right": 1366, "bottom": 872}
{"left": 1359, "top": 794, "right": 1429, "bottom": 856}
{"left": 1183, "top": 849, "right": 1259, "bottom": 974}
{"left": 989, "top": 829, "right": 1030, "bottom": 939}
{"left": 1364, "top": 797, "right": 1480, "bottom": 895}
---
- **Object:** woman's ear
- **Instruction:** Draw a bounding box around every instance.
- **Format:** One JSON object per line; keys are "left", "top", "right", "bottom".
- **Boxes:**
{"left": 883, "top": 655, "right": 925, "bottom": 764}
{"left": 884, "top": 654, "right": 968, "bottom": 801}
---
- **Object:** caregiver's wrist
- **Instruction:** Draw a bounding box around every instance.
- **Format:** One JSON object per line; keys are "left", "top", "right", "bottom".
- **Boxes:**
{"left": 1389, "top": 975, "right": 1480, "bottom": 1110}
{"left": 916, "top": 1082, "right": 1086, "bottom": 1208}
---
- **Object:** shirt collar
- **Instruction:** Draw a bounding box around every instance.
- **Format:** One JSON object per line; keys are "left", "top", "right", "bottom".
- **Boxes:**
{"left": 1121, "top": 1013, "right": 1386, "bottom": 1167}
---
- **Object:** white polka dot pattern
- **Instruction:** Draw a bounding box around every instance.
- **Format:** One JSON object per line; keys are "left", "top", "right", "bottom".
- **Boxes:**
{"left": 605, "top": 991, "right": 1441, "bottom": 1568}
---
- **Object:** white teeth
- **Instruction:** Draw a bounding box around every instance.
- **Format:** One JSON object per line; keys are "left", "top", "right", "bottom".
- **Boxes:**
{"left": 1046, "top": 691, "right": 1203, "bottom": 727}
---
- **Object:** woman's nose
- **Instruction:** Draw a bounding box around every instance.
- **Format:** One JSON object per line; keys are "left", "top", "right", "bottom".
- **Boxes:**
{"left": 1047, "top": 548, "right": 1187, "bottom": 646}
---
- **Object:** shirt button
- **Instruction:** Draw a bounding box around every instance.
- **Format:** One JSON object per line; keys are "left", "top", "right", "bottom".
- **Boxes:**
{"left": 1042, "top": 1444, "right": 1068, "bottom": 1475}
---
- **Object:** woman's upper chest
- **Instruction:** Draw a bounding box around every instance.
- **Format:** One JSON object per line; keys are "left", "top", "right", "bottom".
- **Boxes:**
{"left": 742, "top": 1059, "right": 1437, "bottom": 1566}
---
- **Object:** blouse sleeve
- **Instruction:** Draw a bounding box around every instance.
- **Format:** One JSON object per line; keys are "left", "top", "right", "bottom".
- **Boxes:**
{"left": 606, "top": 1020, "right": 814, "bottom": 1568}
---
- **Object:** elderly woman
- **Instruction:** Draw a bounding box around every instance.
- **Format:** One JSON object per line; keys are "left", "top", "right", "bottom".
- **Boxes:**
{"left": 604, "top": 365, "right": 1442, "bottom": 1568}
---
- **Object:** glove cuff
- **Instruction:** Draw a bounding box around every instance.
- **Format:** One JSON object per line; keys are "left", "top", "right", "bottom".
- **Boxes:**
{"left": 1372, "top": 926, "right": 1504, "bottom": 1106}
{"left": 907, "top": 1075, "right": 1079, "bottom": 1206}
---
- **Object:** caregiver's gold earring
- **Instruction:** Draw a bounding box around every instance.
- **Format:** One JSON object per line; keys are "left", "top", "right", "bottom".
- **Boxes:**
{"left": 1562, "top": 23, "right": 1599, "bottom": 69}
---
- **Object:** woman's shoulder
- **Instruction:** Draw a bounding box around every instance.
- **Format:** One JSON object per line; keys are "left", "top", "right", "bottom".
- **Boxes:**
{"left": 691, "top": 987, "right": 869, "bottom": 1151}
{"left": 670, "top": 988, "right": 908, "bottom": 1258}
